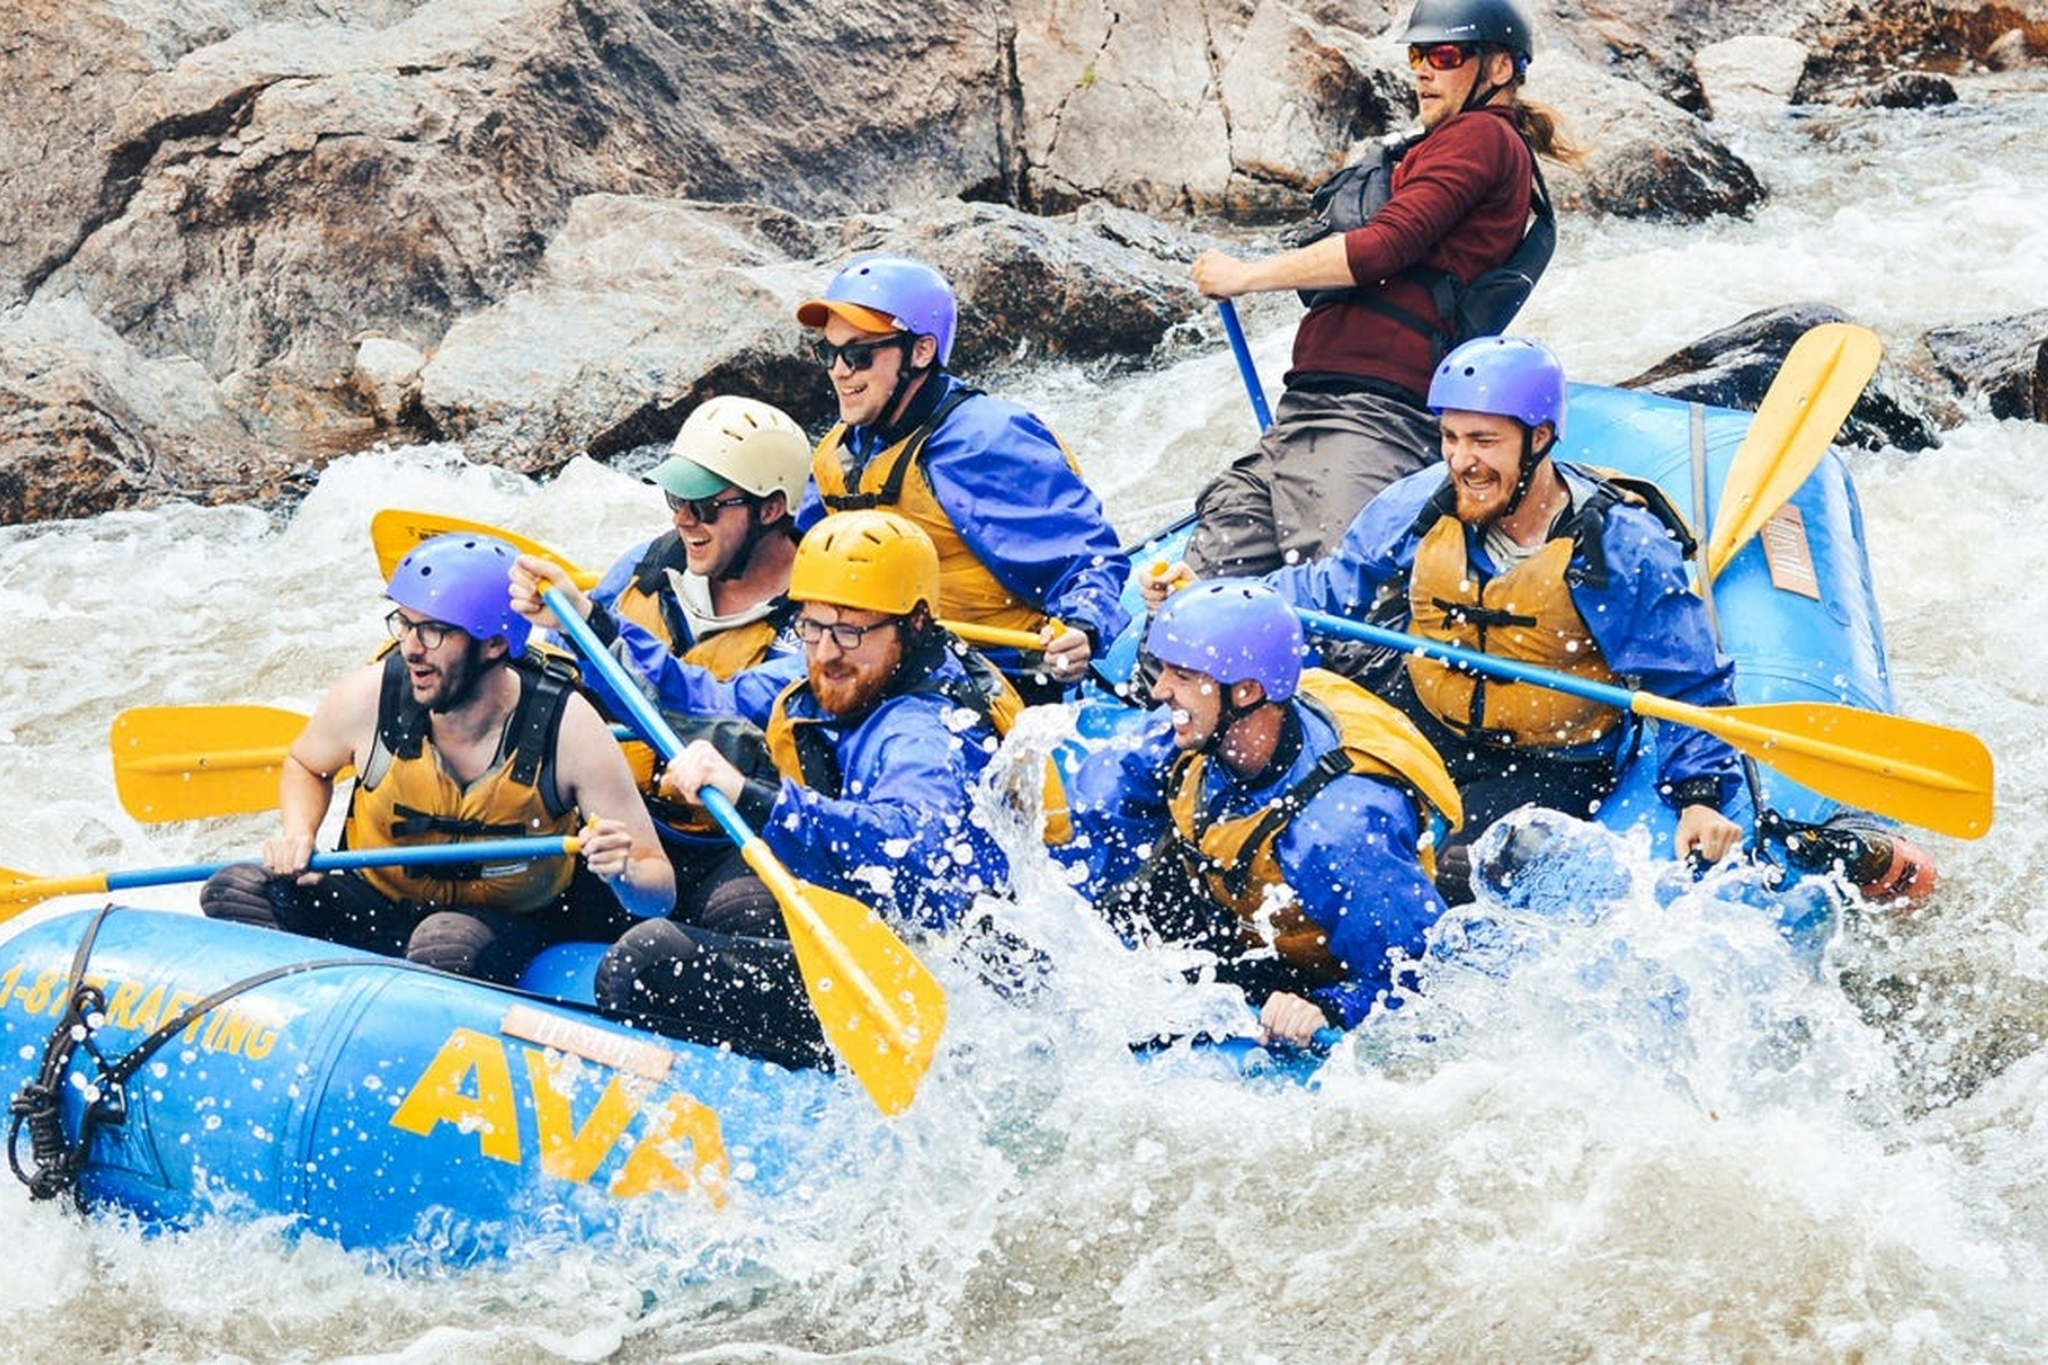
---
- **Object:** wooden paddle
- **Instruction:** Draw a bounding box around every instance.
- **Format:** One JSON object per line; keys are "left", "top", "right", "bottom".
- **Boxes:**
{"left": 542, "top": 585, "right": 944, "bottom": 1115}
{"left": 1703, "top": 322, "right": 1884, "bottom": 580}
{"left": 0, "top": 835, "right": 578, "bottom": 923}
{"left": 1295, "top": 609, "right": 1993, "bottom": 841}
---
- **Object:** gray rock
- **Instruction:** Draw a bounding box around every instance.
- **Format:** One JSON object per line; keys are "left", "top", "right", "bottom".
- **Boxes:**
{"left": 0, "top": 299, "right": 272, "bottom": 523}
{"left": 1924, "top": 311, "right": 2048, "bottom": 423}
{"left": 1620, "top": 303, "right": 1943, "bottom": 452}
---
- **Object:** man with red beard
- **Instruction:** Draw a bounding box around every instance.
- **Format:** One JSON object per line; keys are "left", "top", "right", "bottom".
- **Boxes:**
{"left": 511, "top": 511, "right": 1013, "bottom": 1068}
{"left": 1153, "top": 336, "right": 1744, "bottom": 903}
{"left": 200, "top": 533, "right": 674, "bottom": 983}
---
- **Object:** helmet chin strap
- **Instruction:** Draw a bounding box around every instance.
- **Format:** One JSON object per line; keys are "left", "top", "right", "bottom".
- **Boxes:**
{"left": 717, "top": 503, "right": 772, "bottom": 583}
{"left": 1460, "top": 47, "right": 1517, "bottom": 114}
{"left": 1201, "top": 686, "right": 1266, "bottom": 756}
{"left": 882, "top": 334, "right": 932, "bottom": 427}
{"left": 1501, "top": 426, "right": 1552, "bottom": 517}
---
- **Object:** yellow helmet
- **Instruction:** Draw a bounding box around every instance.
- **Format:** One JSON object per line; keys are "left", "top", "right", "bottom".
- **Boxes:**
{"left": 789, "top": 511, "right": 940, "bottom": 617}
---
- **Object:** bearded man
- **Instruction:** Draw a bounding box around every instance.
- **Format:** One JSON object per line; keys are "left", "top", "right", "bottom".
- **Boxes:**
{"left": 512, "top": 510, "right": 1012, "bottom": 1068}
{"left": 201, "top": 533, "right": 675, "bottom": 983}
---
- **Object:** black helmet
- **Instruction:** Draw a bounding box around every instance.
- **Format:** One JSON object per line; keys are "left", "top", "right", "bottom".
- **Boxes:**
{"left": 1403, "top": 0, "right": 1537, "bottom": 65}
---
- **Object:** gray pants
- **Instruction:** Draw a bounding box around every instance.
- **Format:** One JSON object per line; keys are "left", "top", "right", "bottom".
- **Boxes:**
{"left": 1186, "top": 387, "right": 1438, "bottom": 578}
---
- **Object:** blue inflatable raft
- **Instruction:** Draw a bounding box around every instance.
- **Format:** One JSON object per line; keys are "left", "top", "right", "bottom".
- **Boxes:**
{"left": 2, "top": 905, "right": 833, "bottom": 1260}
{"left": 0, "top": 381, "right": 1923, "bottom": 1259}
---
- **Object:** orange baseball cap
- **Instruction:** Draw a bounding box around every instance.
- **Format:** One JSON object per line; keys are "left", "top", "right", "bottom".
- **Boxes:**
{"left": 794, "top": 297, "right": 904, "bottom": 335}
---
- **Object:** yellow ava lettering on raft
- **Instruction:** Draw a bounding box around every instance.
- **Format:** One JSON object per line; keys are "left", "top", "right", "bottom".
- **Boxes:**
{"left": 387, "top": 1025, "right": 730, "bottom": 1204}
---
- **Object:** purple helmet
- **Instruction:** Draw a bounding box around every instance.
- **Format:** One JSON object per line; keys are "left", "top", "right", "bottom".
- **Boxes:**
{"left": 387, "top": 533, "right": 530, "bottom": 658}
{"left": 1428, "top": 334, "right": 1568, "bottom": 440}
{"left": 1147, "top": 579, "right": 1304, "bottom": 702}
{"left": 795, "top": 255, "right": 958, "bottom": 366}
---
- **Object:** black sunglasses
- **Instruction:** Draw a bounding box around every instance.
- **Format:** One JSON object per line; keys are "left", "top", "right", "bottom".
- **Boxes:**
{"left": 810, "top": 335, "right": 909, "bottom": 372}
{"left": 663, "top": 491, "right": 752, "bottom": 521}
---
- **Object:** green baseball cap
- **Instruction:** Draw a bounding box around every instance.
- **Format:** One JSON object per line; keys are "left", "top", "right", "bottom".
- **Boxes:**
{"left": 646, "top": 455, "right": 731, "bottom": 501}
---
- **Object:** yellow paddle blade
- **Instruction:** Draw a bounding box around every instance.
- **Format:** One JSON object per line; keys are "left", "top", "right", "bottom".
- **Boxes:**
{"left": 1632, "top": 694, "right": 1994, "bottom": 840}
{"left": 736, "top": 839, "right": 945, "bottom": 1116}
{"left": 110, "top": 705, "right": 310, "bottom": 822}
{"left": 0, "top": 867, "right": 111, "bottom": 918}
{"left": 371, "top": 508, "right": 601, "bottom": 589}
{"left": 1705, "top": 323, "right": 1883, "bottom": 579}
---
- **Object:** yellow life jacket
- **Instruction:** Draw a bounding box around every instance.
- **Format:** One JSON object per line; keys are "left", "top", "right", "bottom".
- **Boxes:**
{"left": 342, "top": 652, "right": 581, "bottom": 910}
{"left": 599, "top": 533, "right": 792, "bottom": 841}
{"left": 1159, "top": 669, "right": 1462, "bottom": 974}
{"left": 609, "top": 531, "right": 788, "bottom": 679}
{"left": 811, "top": 387, "right": 1080, "bottom": 636}
{"left": 609, "top": 533, "right": 688, "bottom": 655}
{"left": 1405, "top": 509, "right": 1623, "bottom": 749}
{"left": 613, "top": 619, "right": 788, "bottom": 842}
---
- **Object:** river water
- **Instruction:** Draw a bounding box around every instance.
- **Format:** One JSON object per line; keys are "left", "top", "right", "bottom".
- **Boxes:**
{"left": 1, "top": 71, "right": 2044, "bottom": 1365}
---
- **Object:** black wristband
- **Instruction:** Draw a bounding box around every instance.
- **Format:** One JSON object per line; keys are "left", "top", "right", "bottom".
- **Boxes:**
{"left": 1668, "top": 776, "right": 1724, "bottom": 810}
{"left": 584, "top": 601, "right": 620, "bottom": 647}
{"left": 736, "top": 778, "right": 779, "bottom": 829}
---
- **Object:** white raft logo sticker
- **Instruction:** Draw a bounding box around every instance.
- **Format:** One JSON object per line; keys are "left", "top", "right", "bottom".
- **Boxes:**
{"left": 387, "top": 1006, "right": 730, "bottom": 1204}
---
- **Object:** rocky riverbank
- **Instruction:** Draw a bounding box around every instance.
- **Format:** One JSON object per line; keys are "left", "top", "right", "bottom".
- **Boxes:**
{"left": 2, "top": 0, "right": 2042, "bottom": 525}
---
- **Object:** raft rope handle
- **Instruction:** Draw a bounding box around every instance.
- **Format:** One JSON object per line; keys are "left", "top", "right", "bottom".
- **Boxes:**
{"left": 8, "top": 903, "right": 119, "bottom": 1205}
{"left": 6, "top": 904, "right": 416, "bottom": 1206}
{"left": 6, "top": 906, "right": 629, "bottom": 1207}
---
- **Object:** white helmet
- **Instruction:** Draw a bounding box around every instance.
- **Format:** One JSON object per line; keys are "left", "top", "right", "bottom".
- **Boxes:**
{"left": 648, "top": 396, "right": 811, "bottom": 504}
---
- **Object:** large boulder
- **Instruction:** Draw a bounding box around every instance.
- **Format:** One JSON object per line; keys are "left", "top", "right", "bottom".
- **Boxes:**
{"left": 0, "top": 299, "right": 272, "bottom": 523}
{"left": 415, "top": 197, "right": 1215, "bottom": 472}
{"left": 0, "top": 0, "right": 2039, "bottom": 523}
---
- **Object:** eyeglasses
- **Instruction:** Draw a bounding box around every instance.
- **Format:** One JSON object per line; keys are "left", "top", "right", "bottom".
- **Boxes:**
{"left": 386, "top": 609, "right": 456, "bottom": 650}
{"left": 792, "top": 615, "right": 900, "bottom": 650}
{"left": 1407, "top": 42, "right": 1474, "bottom": 71}
{"left": 809, "top": 335, "right": 907, "bottom": 372}
{"left": 663, "top": 491, "right": 752, "bottom": 521}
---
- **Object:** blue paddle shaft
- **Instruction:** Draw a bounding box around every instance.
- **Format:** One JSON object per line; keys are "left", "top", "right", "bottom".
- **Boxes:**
{"left": 100, "top": 836, "right": 576, "bottom": 895}
{"left": 1218, "top": 300, "right": 1272, "bottom": 432}
{"left": 1297, "top": 608, "right": 1640, "bottom": 714}
{"left": 542, "top": 586, "right": 755, "bottom": 850}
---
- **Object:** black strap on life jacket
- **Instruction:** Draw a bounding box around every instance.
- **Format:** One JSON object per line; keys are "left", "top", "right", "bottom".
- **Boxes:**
{"left": 820, "top": 386, "right": 981, "bottom": 513}
{"left": 628, "top": 531, "right": 694, "bottom": 651}
{"left": 373, "top": 651, "right": 577, "bottom": 816}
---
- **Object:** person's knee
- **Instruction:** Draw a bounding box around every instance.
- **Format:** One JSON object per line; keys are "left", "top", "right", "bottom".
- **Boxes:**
{"left": 698, "top": 874, "right": 783, "bottom": 939}
{"left": 406, "top": 912, "right": 500, "bottom": 980}
{"left": 200, "top": 863, "right": 285, "bottom": 928}
{"left": 594, "top": 919, "right": 699, "bottom": 1016}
